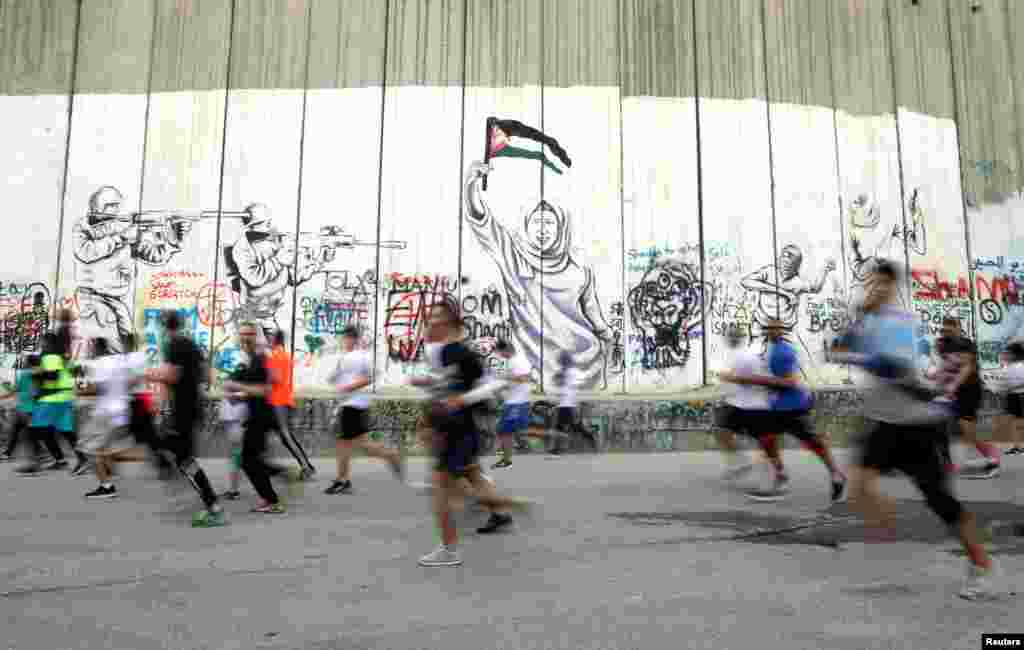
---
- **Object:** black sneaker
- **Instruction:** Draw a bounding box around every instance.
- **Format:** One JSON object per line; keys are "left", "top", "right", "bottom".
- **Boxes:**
{"left": 477, "top": 513, "right": 513, "bottom": 534}
{"left": 44, "top": 459, "right": 69, "bottom": 471}
{"left": 831, "top": 476, "right": 846, "bottom": 503}
{"left": 324, "top": 480, "right": 351, "bottom": 495}
{"left": 222, "top": 490, "right": 241, "bottom": 500}
{"left": 492, "top": 458, "right": 512, "bottom": 469}
{"left": 301, "top": 466, "right": 317, "bottom": 481}
{"left": 1006, "top": 447, "right": 1023, "bottom": 456}
{"left": 84, "top": 485, "right": 118, "bottom": 500}
{"left": 961, "top": 460, "right": 1000, "bottom": 479}
{"left": 15, "top": 464, "right": 44, "bottom": 477}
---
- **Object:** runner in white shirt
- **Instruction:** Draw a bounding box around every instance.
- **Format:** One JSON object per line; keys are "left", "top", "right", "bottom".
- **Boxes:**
{"left": 714, "top": 323, "right": 771, "bottom": 481}
{"left": 548, "top": 351, "right": 596, "bottom": 455}
{"left": 324, "top": 326, "right": 403, "bottom": 495}
{"left": 491, "top": 341, "right": 533, "bottom": 469}
{"left": 80, "top": 335, "right": 148, "bottom": 499}
{"left": 986, "top": 341, "right": 1024, "bottom": 455}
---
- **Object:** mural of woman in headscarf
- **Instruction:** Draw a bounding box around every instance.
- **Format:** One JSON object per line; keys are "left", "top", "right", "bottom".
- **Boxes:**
{"left": 464, "top": 160, "right": 613, "bottom": 389}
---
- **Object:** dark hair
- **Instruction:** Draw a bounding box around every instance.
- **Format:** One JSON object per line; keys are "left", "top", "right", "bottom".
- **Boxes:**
{"left": 431, "top": 298, "right": 464, "bottom": 328}
{"left": 1006, "top": 341, "right": 1024, "bottom": 362}
{"left": 340, "top": 325, "right": 360, "bottom": 339}
{"left": 873, "top": 259, "right": 900, "bottom": 282}
{"left": 121, "top": 333, "right": 137, "bottom": 352}
{"left": 273, "top": 330, "right": 286, "bottom": 346}
{"left": 41, "top": 332, "right": 59, "bottom": 355}
{"left": 495, "top": 340, "right": 514, "bottom": 354}
{"left": 162, "top": 310, "right": 181, "bottom": 332}
{"left": 92, "top": 337, "right": 111, "bottom": 358}
{"left": 27, "top": 354, "right": 41, "bottom": 369}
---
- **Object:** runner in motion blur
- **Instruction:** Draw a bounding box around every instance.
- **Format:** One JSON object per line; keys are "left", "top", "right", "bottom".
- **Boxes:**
{"left": 829, "top": 260, "right": 998, "bottom": 600}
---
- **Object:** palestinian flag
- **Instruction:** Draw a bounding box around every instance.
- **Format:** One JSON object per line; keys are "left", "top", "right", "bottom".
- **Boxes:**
{"left": 485, "top": 118, "right": 572, "bottom": 176}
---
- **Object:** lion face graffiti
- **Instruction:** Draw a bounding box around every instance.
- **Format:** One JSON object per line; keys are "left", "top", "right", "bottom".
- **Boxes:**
{"left": 628, "top": 260, "right": 708, "bottom": 370}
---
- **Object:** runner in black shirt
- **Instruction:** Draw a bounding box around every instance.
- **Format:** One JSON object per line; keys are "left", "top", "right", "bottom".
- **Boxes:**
{"left": 931, "top": 317, "right": 998, "bottom": 479}
{"left": 223, "top": 322, "right": 293, "bottom": 513}
{"left": 410, "top": 300, "right": 530, "bottom": 568}
{"left": 145, "top": 310, "right": 224, "bottom": 527}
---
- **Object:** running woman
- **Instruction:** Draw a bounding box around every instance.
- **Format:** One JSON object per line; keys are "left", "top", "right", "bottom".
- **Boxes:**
{"left": 714, "top": 322, "right": 770, "bottom": 481}
{"left": 79, "top": 336, "right": 145, "bottom": 499}
{"left": 928, "top": 317, "right": 997, "bottom": 478}
{"left": 411, "top": 301, "right": 529, "bottom": 567}
{"left": 831, "top": 259, "right": 997, "bottom": 600}
{"left": 145, "top": 310, "right": 225, "bottom": 527}
{"left": 0, "top": 355, "right": 40, "bottom": 462}
{"left": 324, "top": 325, "right": 403, "bottom": 495}
{"left": 492, "top": 340, "right": 532, "bottom": 469}
{"left": 267, "top": 330, "right": 316, "bottom": 480}
{"left": 223, "top": 322, "right": 291, "bottom": 514}
{"left": 730, "top": 317, "right": 846, "bottom": 503}
{"left": 16, "top": 332, "right": 87, "bottom": 477}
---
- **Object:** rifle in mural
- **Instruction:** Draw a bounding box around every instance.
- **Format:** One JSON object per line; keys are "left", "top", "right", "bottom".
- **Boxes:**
{"left": 88, "top": 210, "right": 250, "bottom": 246}
{"left": 271, "top": 226, "right": 407, "bottom": 265}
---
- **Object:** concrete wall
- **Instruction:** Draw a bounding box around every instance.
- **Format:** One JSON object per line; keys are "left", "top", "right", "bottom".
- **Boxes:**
{"left": 0, "top": 0, "right": 1021, "bottom": 400}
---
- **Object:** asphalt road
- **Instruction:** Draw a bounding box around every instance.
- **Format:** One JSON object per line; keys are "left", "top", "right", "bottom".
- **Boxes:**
{"left": 2, "top": 446, "right": 1022, "bottom": 650}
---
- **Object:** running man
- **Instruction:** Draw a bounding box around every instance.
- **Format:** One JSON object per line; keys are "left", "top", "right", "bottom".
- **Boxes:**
{"left": 411, "top": 301, "right": 529, "bottom": 567}
{"left": 266, "top": 330, "right": 315, "bottom": 480}
{"left": 16, "top": 332, "right": 87, "bottom": 477}
{"left": 548, "top": 350, "right": 591, "bottom": 456}
{"left": 324, "top": 325, "right": 403, "bottom": 495}
{"left": 145, "top": 311, "right": 225, "bottom": 527}
{"left": 0, "top": 355, "right": 39, "bottom": 462}
{"left": 830, "top": 259, "right": 997, "bottom": 600}
{"left": 78, "top": 336, "right": 145, "bottom": 499}
{"left": 726, "top": 317, "right": 846, "bottom": 503}
{"left": 714, "top": 322, "right": 770, "bottom": 481}
{"left": 223, "top": 322, "right": 294, "bottom": 514}
{"left": 492, "top": 340, "right": 532, "bottom": 469}
{"left": 928, "top": 317, "right": 997, "bottom": 478}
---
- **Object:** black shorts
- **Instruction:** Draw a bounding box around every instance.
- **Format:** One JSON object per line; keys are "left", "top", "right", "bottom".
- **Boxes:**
{"left": 713, "top": 404, "right": 774, "bottom": 438}
{"left": 769, "top": 410, "right": 817, "bottom": 443}
{"left": 860, "top": 420, "right": 947, "bottom": 474}
{"left": 337, "top": 406, "right": 369, "bottom": 440}
{"left": 1006, "top": 393, "right": 1024, "bottom": 418}
{"left": 954, "top": 382, "right": 982, "bottom": 421}
{"left": 556, "top": 407, "right": 576, "bottom": 432}
{"left": 431, "top": 410, "right": 480, "bottom": 477}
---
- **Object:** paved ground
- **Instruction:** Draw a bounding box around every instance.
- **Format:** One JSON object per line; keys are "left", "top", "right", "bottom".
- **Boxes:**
{"left": 2, "top": 446, "right": 1022, "bottom": 650}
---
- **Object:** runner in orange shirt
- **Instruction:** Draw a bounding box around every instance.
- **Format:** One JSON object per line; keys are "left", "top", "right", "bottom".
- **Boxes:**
{"left": 267, "top": 330, "right": 316, "bottom": 479}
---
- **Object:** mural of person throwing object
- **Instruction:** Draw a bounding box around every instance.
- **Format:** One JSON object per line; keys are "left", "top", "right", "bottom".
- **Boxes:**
{"left": 465, "top": 146, "right": 613, "bottom": 389}
{"left": 741, "top": 244, "right": 837, "bottom": 379}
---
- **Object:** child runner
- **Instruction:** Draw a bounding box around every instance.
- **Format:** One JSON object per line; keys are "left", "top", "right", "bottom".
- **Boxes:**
{"left": 220, "top": 365, "right": 248, "bottom": 500}
{"left": 324, "top": 325, "right": 403, "bottom": 495}
{"left": 491, "top": 340, "right": 532, "bottom": 469}
{"left": 410, "top": 301, "right": 529, "bottom": 567}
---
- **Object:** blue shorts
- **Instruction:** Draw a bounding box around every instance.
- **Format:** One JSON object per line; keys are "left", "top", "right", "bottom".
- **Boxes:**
{"left": 435, "top": 432, "right": 481, "bottom": 478}
{"left": 497, "top": 402, "right": 530, "bottom": 434}
{"left": 31, "top": 401, "right": 75, "bottom": 433}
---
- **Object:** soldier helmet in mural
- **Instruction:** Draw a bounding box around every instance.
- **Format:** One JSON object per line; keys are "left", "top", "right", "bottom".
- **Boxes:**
{"left": 241, "top": 203, "right": 272, "bottom": 228}
{"left": 88, "top": 186, "right": 123, "bottom": 218}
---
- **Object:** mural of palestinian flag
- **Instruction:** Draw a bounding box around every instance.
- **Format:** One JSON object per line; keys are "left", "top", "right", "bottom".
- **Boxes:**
{"left": 485, "top": 118, "right": 572, "bottom": 175}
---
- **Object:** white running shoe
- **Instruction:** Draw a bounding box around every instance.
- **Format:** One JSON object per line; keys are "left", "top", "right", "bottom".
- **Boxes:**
{"left": 959, "top": 561, "right": 998, "bottom": 600}
{"left": 418, "top": 545, "right": 462, "bottom": 567}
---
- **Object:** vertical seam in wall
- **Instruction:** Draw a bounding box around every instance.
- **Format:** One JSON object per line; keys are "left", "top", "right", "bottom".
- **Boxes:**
{"left": 132, "top": 0, "right": 160, "bottom": 342}
{"left": 371, "top": 0, "right": 391, "bottom": 393}
{"left": 538, "top": 0, "right": 545, "bottom": 394}
{"left": 209, "top": 0, "right": 238, "bottom": 382}
{"left": 884, "top": 0, "right": 913, "bottom": 307}
{"left": 1006, "top": 0, "right": 1024, "bottom": 196}
{"left": 824, "top": 0, "right": 850, "bottom": 385}
{"left": 948, "top": 0, "right": 977, "bottom": 341}
{"left": 759, "top": 0, "right": 781, "bottom": 323}
{"left": 692, "top": 0, "right": 708, "bottom": 386}
{"left": 456, "top": 0, "right": 468, "bottom": 330}
{"left": 52, "top": 0, "right": 84, "bottom": 319}
{"left": 287, "top": 0, "right": 315, "bottom": 386}
{"left": 616, "top": 0, "right": 626, "bottom": 394}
